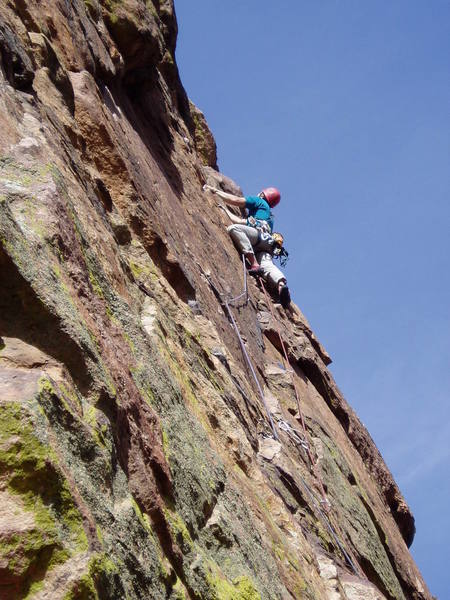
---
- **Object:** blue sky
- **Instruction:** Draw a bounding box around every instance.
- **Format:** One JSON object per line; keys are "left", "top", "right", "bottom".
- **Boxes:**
{"left": 174, "top": 2, "right": 450, "bottom": 597}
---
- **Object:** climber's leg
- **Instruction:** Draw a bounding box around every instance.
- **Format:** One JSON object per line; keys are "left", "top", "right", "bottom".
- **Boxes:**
{"left": 227, "top": 224, "right": 263, "bottom": 274}
{"left": 258, "top": 253, "right": 291, "bottom": 308}
{"left": 278, "top": 283, "right": 291, "bottom": 308}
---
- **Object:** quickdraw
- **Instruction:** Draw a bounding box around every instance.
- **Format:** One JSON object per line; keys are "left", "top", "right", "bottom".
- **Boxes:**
{"left": 273, "top": 245, "right": 289, "bottom": 267}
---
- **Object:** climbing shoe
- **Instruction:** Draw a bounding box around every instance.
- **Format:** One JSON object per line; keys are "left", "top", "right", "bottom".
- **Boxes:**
{"left": 248, "top": 265, "right": 263, "bottom": 277}
{"left": 279, "top": 285, "right": 291, "bottom": 308}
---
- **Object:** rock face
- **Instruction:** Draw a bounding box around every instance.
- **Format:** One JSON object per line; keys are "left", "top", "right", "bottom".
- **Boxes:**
{"left": 0, "top": 2, "right": 430, "bottom": 599}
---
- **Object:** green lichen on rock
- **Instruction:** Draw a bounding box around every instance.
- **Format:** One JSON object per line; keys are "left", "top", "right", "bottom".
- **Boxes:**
{"left": 169, "top": 576, "right": 187, "bottom": 600}
{"left": 101, "top": 0, "right": 163, "bottom": 63}
{"left": 83, "top": 404, "right": 108, "bottom": 449}
{"left": 102, "top": 0, "right": 123, "bottom": 16}
{"left": 145, "top": 0, "right": 159, "bottom": 20}
{"left": 161, "top": 427, "right": 171, "bottom": 458}
{"left": 0, "top": 401, "right": 88, "bottom": 598}
{"left": 0, "top": 157, "right": 41, "bottom": 189}
{"left": 88, "top": 270, "right": 105, "bottom": 299}
{"left": 62, "top": 553, "right": 119, "bottom": 600}
{"left": 0, "top": 175, "right": 113, "bottom": 396}
{"left": 164, "top": 506, "right": 194, "bottom": 553}
{"left": 205, "top": 562, "right": 261, "bottom": 600}
{"left": 128, "top": 258, "right": 153, "bottom": 280}
{"left": 317, "top": 430, "right": 407, "bottom": 600}
{"left": 83, "top": 0, "right": 101, "bottom": 21}
{"left": 0, "top": 401, "right": 87, "bottom": 548}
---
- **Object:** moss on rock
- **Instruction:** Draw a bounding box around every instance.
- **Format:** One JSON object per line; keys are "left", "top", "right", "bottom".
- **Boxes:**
{"left": 62, "top": 553, "right": 119, "bottom": 600}
{"left": 0, "top": 402, "right": 88, "bottom": 598}
{"left": 205, "top": 562, "right": 261, "bottom": 600}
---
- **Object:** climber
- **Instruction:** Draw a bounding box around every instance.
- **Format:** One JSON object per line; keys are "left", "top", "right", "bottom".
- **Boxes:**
{"left": 203, "top": 184, "right": 280, "bottom": 275}
{"left": 214, "top": 201, "right": 291, "bottom": 309}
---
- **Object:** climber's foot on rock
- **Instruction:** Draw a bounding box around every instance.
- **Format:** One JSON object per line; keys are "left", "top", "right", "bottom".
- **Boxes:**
{"left": 248, "top": 265, "right": 263, "bottom": 277}
{"left": 279, "top": 285, "right": 291, "bottom": 308}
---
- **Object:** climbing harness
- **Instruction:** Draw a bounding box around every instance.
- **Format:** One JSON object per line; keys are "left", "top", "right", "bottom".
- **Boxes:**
{"left": 247, "top": 215, "right": 271, "bottom": 234}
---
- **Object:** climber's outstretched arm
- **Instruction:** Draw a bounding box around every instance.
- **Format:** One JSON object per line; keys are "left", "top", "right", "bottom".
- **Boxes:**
{"left": 203, "top": 184, "right": 246, "bottom": 208}
{"left": 218, "top": 204, "right": 246, "bottom": 224}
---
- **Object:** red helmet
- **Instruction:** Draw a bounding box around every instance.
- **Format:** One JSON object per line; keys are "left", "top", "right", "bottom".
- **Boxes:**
{"left": 261, "top": 187, "right": 281, "bottom": 207}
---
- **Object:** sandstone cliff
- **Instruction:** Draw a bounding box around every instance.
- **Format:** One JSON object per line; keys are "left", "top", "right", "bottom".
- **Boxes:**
{"left": 0, "top": 2, "right": 431, "bottom": 599}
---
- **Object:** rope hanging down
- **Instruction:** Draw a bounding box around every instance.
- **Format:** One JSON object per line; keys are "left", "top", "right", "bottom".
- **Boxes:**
{"left": 295, "top": 465, "right": 361, "bottom": 576}
{"left": 258, "top": 277, "right": 331, "bottom": 510}
{"left": 205, "top": 267, "right": 278, "bottom": 440}
{"left": 203, "top": 262, "right": 361, "bottom": 576}
{"left": 257, "top": 279, "right": 366, "bottom": 576}
{"left": 223, "top": 297, "right": 279, "bottom": 440}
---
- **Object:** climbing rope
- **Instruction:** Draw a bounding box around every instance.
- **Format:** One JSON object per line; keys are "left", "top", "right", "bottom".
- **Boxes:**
{"left": 258, "top": 278, "right": 331, "bottom": 511}
{"left": 295, "top": 468, "right": 361, "bottom": 576}
{"left": 257, "top": 278, "right": 370, "bottom": 576}
{"left": 205, "top": 272, "right": 278, "bottom": 440}
{"left": 278, "top": 419, "right": 310, "bottom": 451}
{"left": 205, "top": 268, "right": 328, "bottom": 501}
{"left": 223, "top": 297, "right": 279, "bottom": 440}
{"left": 203, "top": 263, "right": 361, "bottom": 576}
{"left": 227, "top": 255, "right": 248, "bottom": 306}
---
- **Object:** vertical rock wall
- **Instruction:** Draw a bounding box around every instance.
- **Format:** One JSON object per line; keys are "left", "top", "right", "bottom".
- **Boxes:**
{"left": 0, "top": 2, "right": 430, "bottom": 598}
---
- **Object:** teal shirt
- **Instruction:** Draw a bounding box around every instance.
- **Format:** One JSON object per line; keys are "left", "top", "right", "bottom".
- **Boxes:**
{"left": 245, "top": 196, "right": 274, "bottom": 232}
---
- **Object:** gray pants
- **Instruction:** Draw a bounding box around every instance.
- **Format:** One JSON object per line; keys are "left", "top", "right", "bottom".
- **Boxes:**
{"left": 227, "top": 224, "right": 286, "bottom": 289}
